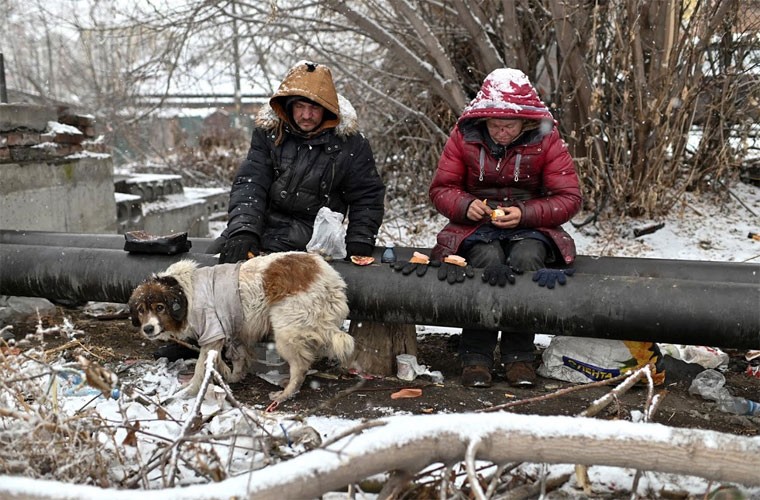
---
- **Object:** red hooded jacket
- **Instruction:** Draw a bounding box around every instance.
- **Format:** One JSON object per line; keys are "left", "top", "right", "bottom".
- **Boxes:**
{"left": 429, "top": 68, "right": 582, "bottom": 263}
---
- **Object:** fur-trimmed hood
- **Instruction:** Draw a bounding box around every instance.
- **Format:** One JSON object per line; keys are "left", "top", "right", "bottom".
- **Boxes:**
{"left": 270, "top": 61, "right": 340, "bottom": 122}
{"left": 255, "top": 93, "right": 359, "bottom": 137}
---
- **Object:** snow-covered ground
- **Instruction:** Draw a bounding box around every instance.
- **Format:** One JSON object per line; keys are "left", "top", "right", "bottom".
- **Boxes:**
{"left": 1, "top": 180, "right": 759, "bottom": 499}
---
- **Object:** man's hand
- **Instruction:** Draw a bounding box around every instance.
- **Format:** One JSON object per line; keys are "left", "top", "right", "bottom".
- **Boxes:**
{"left": 532, "top": 268, "right": 576, "bottom": 289}
{"left": 346, "top": 242, "right": 373, "bottom": 258}
{"left": 219, "top": 233, "right": 260, "bottom": 264}
{"left": 482, "top": 264, "right": 516, "bottom": 286}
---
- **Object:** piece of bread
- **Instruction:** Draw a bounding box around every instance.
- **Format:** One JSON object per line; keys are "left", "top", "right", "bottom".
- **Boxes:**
{"left": 350, "top": 255, "right": 375, "bottom": 266}
{"left": 409, "top": 251, "right": 430, "bottom": 264}
{"left": 444, "top": 255, "right": 467, "bottom": 267}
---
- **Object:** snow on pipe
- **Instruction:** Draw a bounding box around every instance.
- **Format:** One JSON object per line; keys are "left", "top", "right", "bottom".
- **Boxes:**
{"left": 0, "top": 229, "right": 758, "bottom": 284}
{"left": 0, "top": 243, "right": 758, "bottom": 349}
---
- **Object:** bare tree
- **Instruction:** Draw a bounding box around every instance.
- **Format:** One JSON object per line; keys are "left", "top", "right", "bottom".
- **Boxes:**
{"left": 3, "top": 0, "right": 757, "bottom": 217}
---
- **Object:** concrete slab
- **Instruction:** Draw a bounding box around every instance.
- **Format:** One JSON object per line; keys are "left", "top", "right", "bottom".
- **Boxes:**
{"left": 0, "top": 156, "right": 118, "bottom": 233}
{"left": 141, "top": 194, "right": 209, "bottom": 237}
{"left": 0, "top": 104, "right": 57, "bottom": 132}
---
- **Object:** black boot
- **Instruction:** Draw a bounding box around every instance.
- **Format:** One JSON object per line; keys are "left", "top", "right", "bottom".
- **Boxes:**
{"left": 153, "top": 342, "right": 199, "bottom": 362}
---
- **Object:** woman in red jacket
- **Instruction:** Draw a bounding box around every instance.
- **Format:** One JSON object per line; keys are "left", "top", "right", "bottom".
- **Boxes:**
{"left": 429, "top": 68, "right": 582, "bottom": 388}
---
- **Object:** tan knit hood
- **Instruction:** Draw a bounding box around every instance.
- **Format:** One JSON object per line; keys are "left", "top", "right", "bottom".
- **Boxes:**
{"left": 256, "top": 94, "right": 359, "bottom": 138}
{"left": 269, "top": 61, "right": 341, "bottom": 135}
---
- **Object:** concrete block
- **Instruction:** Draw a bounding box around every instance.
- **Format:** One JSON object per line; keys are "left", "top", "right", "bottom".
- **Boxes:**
{"left": 57, "top": 112, "right": 95, "bottom": 129}
{"left": 142, "top": 195, "right": 209, "bottom": 237}
{"left": 0, "top": 104, "right": 56, "bottom": 132}
{"left": 0, "top": 156, "right": 118, "bottom": 233}
{"left": 114, "top": 173, "right": 183, "bottom": 203}
{"left": 115, "top": 192, "right": 143, "bottom": 233}
{"left": 184, "top": 187, "right": 228, "bottom": 218}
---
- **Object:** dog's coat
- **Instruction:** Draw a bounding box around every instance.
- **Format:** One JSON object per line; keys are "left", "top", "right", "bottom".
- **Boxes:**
{"left": 128, "top": 252, "right": 353, "bottom": 402}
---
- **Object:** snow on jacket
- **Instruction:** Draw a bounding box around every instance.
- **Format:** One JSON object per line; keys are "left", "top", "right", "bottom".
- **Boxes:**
{"left": 222, "top": 61, "right": 386, "bottom": 253}
{"left": 429, "top": 68, "right": 582, "bottom": 264}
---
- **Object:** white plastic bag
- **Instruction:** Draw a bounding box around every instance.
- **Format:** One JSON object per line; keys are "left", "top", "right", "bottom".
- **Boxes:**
{"left": 396, "top": 354, "right": 444, "bottom": 383}
{"left": 306, "top": 207, "right": 347, "bottom": 260}
{"left": 658, "top": 344, "right": 729, "bottom": 369}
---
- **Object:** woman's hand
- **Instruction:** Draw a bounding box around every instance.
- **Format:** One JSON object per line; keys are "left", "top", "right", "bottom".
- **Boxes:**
{"left": 491, "top": 206, "right": 521, "bottom": 228}
{"left": 466, "top": 199, "right": 491, "bottom": 222}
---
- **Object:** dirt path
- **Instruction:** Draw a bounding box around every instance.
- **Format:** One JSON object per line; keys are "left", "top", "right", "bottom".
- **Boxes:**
{"left": 10, "top": 306, "right": 760, "bottom": 437}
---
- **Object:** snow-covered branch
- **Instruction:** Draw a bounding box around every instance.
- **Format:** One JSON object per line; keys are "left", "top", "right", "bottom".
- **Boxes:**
{"left": 1, "top": 412, "right": 758, "bottom": 499}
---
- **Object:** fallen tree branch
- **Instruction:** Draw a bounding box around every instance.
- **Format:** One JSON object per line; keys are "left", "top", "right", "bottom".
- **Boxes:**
{"left": 579, "top": 364, "right": 650, "bottom": 417}
{"left": 479, "top": 370, "right": 634, "bottom": 413}
{"left": 2, "top": 411, "right": 759, "bottom": 499}
{"left": 465, "top": 437, "right": 486, "bottom": 500}
{"left": 633, "top": 222, "right": 666, "bottom": 238}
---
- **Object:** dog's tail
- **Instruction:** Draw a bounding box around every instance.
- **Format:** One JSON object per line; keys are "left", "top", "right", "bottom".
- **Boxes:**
{"left": 329, "top": 329, "right": 355, "bottom": 367}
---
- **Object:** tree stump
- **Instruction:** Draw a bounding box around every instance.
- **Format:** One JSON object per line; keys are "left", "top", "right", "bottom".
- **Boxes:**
{"left": 348, "top": 321, "right": 416, "bottom": 376}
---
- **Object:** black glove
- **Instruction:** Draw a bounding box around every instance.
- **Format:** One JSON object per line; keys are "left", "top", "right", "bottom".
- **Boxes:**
{"left": 437, "top": 262, "right": 475, "bottom": 284}
{"left": 346, "top": 242, "right": 373, "bottom": 258}
{"left": 532, "top": 267, "right": 576, "bottom": 289}
{"left": 482, "top": 264, "right": 516, "bottom": 286}
{"left": 390, "top": 260, "right": 429, "bottom": 277}
{"left": 507, "top": 263, "right": 526, "bottom": 275}
{"left": 219, "top": 233, "right": 260, "bottom": 264}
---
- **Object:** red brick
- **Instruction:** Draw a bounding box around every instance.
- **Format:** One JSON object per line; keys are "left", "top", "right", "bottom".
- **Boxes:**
{"left": 9, "top": 146, "right": 50, "bottom": 162}
{"left": 6, "top": 132, "right": 42, "bottom": 146}
{"left": 53, "top": 132, "right": 85, "bottom": 145}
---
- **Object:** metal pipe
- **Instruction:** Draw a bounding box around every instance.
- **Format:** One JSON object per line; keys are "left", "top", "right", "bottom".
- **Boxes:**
{"left": 0, "top": 53, "right": 7, "bottom": 103}
{"left": 1, "top": 229, "right": 757, "bottom": 284}
{"left": 1, "top": 244, "right": 758, "bottom": 349}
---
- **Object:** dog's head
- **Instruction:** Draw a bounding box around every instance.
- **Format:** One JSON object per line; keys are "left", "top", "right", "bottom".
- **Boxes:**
{"left": 128, "top": 275, "right": 188, "bottom": 341}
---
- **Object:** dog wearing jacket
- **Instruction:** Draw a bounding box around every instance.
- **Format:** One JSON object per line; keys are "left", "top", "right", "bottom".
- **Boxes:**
{"left": 128, "top": 252, "right": 353, "bottom": 403}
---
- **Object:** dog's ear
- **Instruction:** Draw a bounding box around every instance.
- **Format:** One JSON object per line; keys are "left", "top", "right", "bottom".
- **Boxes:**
{"left": 127, "top": 293, "right": 141, "bottom": 327}
{"left": 129, "top": 308, "right": 141, "bottom": 327}
{"left": 168, "top": 294, "right": 187, "bottom": 321}
{"left": 156, "top": 276, "right": 188, "bottom": 321}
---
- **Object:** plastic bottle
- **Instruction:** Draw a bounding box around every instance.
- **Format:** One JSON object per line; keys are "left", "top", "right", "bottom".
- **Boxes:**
{"left": 381, "top": 246, "right": 396, "bottom": 263}
{"left": 56, "top": 370, "right": 120, "bottom": 399}
{"left": 718, "top": 396, "right": 760, "bottom": 416}
{"left": 689, "top": 369, "right": 760, "bottom": 416}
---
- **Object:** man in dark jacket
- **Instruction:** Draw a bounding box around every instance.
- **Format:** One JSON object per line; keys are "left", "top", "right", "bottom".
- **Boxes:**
{"left": 216, "top": 60, "right": 386, "bottom": 262}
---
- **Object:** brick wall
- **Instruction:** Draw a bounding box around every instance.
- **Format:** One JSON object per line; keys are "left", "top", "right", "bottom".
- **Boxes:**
{"left": 0, "top": 103, "right": 117, "bottom": 233}
{"left": 0, "top": 104, "right": 107, "bottom": 164}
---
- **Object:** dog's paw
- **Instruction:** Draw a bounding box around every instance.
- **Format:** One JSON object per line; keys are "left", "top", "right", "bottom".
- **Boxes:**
{"left": 163, "top": 386, "right": 197, "bottom": 404}
{"left": 268, "top": 390, "right": 296, "bottom": 403}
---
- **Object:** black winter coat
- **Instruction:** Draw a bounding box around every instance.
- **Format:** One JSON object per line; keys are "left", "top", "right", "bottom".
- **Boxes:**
{"left": 222, "top": 103, "right": 385, "bottom": 253}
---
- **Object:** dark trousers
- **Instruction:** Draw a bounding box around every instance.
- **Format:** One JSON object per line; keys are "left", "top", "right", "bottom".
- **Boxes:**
{"left": 459, "top": 238, "right": 547, "bottom": 368}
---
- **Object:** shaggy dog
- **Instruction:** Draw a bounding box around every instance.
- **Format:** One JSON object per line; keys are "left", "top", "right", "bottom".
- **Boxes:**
{"left": 128, "top": 252, "right": 353, "bottom": 403}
